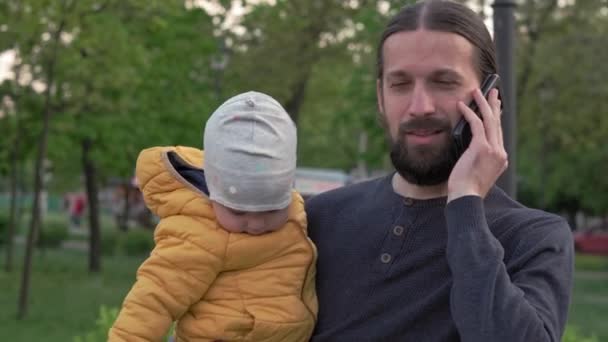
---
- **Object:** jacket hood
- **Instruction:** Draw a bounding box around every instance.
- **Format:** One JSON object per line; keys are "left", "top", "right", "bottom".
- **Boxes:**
{"left": 135, "top": 146, "right": 210, "bottom": 218}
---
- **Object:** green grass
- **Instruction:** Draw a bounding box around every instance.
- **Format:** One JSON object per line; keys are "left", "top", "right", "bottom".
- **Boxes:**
{"left": 0, "top": 247, "right": 145, "bottom": 342}
{"left": 575, "top": 253, "right": 608, "bottom": 272}
{"left": 568, "top": 254, "right": 608, "bottom": 341}
{"left": 1, "top": 247, "right": 607, "bottom": 341}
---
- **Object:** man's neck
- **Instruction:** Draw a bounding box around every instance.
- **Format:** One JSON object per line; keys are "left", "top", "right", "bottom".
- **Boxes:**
{"left": 391, "top": 172, "right": 448, "bottom": 200}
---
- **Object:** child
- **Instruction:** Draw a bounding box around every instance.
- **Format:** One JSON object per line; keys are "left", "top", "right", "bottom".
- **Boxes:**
{"left": 109, "top": 91, "right": 318, "bottom": 342}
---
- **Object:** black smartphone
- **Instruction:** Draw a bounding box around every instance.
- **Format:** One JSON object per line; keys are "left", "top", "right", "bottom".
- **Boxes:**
{"left": 452, "top": 73, "right": 500, "bottom": 157}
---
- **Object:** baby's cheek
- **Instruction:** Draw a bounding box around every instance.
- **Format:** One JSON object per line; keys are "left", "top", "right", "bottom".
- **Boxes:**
{"left": 271, "top": 215, "right": 289, "bottom": 232}
{"left": 217, "top": 215, "right": 242, "bottom": 233}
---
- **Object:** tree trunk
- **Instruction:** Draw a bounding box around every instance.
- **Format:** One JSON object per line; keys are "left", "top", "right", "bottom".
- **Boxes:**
{"left": 5, "top": 130, "right": 20, "bottom": 273}
{"left": 17, "top": 12, "right": 67, "bottom": 320}
{"left": 17, "top": 84, "right": 53, "bottom": 321}
{"left": 284, "top": 75, "right": 310, "bottom": 125}
{"left": 4, "top": 49, "right": 25, "bottom": 273}
{"left": 82, "top": 138, "right": 102, "bottom": 273}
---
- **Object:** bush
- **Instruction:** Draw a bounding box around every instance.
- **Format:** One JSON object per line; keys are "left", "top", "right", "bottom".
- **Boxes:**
{"left": 74, "top": 306, "right": 174, "bottom": 342}
{"left": 123, "top": 229, "right": 154, "bottom": 256}
{"left": 37, "top": 221, "right": 69, "bottom": 248}
{"left": 73, "top": 306, "right": 119, "bottom": 342}
{"left": 101, "top": 229, "right": 120, "bottom": 256}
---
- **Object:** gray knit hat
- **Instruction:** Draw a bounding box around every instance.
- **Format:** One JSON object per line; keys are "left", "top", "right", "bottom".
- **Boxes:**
{"left": 203, "top": 91, "right": 297, "bottom": 212}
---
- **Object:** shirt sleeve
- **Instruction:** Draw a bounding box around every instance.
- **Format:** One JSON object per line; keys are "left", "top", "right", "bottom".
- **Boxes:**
{"left": 109, "top": 216, "right": 226, "bottom": 342}
{"left": 445, "top": 196, "right": 573, "bottom": 342}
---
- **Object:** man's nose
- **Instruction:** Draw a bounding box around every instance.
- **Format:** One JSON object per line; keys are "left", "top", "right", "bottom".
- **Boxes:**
{"left": 408, "top": 83, "right": 434, "bottom": 116}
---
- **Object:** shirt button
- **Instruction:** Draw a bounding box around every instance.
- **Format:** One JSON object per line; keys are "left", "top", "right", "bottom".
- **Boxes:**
{"left": 393, "top": 225, "right": 405, "bottom": 236}
{"left": 403, "top": 197, "right": 414, "bottom": 206}
{"left": 380, "top": 253, "right": 392, "bottom": 264}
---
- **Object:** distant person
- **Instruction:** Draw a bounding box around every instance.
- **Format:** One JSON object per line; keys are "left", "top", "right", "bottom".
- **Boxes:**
{"left": 109, "top": 91, "right": 317, "bottom": 341}
{"left": 306, "top": 1, "right": 574, "bottom": 341}
{"left": 66, "top": 192, "right": 86, "bottom": 230}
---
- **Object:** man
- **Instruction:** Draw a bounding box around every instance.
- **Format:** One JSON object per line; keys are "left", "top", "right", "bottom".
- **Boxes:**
{"left": 306, "top": 1, "right": 573, "bottom": 341}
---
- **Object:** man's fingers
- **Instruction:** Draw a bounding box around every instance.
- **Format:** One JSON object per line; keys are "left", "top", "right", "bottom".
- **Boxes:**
{"left": 473, "top": 88, "right": 500, "bottom": 147}
{"left": 458, "top": 101, "right": 486, "bottom": 142}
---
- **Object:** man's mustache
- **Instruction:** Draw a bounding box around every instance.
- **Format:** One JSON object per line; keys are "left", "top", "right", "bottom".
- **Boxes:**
{"left": 398, "top": 117, "right": 452, "bottom": 135}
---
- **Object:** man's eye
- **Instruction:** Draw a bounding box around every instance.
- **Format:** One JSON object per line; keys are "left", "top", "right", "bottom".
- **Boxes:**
{"left": 435, "top": 80, "right": 456, "bottom": 86}
{"left": 390, "top": 82, "right": 408, "bottom": 88}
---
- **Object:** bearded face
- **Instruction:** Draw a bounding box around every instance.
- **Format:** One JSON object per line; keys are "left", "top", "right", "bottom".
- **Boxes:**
{"left": 388, "top": 115, "right": 459, "bottom": 186}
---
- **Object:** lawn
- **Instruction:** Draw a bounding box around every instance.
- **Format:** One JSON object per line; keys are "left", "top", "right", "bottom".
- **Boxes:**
{"left": 0, "top": 247, "right": 145, "bottom": 342}
{"left": 0, "top": 246, "right": 607, "bottom": 341}
{"left": 568, "top": 254, "right": 608, "bottom": 341}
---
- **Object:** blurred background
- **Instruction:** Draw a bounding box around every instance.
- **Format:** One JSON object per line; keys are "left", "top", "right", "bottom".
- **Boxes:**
{"left": 0, "top": 0, "right": 607, "bottom": 341}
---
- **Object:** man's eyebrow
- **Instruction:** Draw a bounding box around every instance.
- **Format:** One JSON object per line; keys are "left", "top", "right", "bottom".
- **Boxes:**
{"left": 385, "top": 70, "right": 410, "bottom": 79}
{"left": 431, "top": 69, "right": 464, "bottom": 80}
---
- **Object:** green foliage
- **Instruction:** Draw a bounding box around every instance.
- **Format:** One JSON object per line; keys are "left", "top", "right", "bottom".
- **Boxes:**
{"left": 73, "top": 306, "right": 119, "bottom": 342}
{"left": 101, "top": 229, "right": 120, "bottom": 256}
{"left": 98, "top": 226, "right": 155, "bottom": 257}
{"left": 3, "top": 0, "right": 607, "bottom": 224}
{"left": 123, "top": 229, "right": 154, "bottom": 256}
{"left": 516, "top": 1, "right": 608, "bottom": 214}
{"left": 72, "top": 305, "right": 175, "bottom": 342}
{"left": 37, "top": 220, "right": 69, "bottom": 248}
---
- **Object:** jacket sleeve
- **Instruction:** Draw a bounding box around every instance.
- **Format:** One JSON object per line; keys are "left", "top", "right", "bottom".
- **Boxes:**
{"left": 109, "top": 216, "right": 226, "bottom": 342}
{"left": 297, "top": 200, "right": 319, "bottom": 323}
{"left": 445, "top": 196, "right": 573, "bottom": 342}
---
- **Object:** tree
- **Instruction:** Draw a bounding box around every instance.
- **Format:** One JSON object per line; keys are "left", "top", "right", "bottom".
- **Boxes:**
{"left": 15, "top": 0, "right": 72, "bottom": 320}
{"left": 0, "top": 0, "right": 47, "bottom": 273}
{"left": 516, "top": 0, "right": 608, "bottom": 220}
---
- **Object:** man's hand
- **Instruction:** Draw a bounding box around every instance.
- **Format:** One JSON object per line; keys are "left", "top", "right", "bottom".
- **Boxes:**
{"left": 447, "top": 88, "right": 507, "bottom": 202}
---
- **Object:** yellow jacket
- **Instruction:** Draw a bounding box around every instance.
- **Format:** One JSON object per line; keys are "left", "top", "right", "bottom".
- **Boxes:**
{"left": 109, "top": 146, "right": 317, "bottom": 342}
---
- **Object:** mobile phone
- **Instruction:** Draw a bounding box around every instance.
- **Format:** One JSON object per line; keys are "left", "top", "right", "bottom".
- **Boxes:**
{"left": 452, "top": 73, "right": 500, "bottom": 157}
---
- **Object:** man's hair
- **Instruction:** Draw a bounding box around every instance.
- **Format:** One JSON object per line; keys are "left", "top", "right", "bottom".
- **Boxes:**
{"left": 376, "top": 0, "right": 497, "bottom": 82}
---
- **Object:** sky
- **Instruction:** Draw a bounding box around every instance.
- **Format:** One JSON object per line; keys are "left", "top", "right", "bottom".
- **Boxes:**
{"left": 0, "top": 50, "right": 15, "bottom": 82}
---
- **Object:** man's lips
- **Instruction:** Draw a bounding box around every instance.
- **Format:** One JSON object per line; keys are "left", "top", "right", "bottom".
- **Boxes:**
{"left": 405, "top": 129, "right": 444, "bottom": 136}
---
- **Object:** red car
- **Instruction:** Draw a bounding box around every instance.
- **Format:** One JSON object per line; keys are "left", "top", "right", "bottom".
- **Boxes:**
{"left": 574, "top": 229, "right": 608, "bottom": 255}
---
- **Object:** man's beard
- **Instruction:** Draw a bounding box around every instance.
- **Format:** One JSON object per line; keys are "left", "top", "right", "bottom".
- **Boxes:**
{"left": 389, "top": 116, "right": 459, "bottom": 186}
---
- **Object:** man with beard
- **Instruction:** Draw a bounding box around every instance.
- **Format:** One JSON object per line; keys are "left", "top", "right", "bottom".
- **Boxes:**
{"left": 306, "top": 1, "right": 573, "bottom": 341}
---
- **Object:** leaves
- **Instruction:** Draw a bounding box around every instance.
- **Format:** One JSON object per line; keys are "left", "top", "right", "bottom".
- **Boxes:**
{"left": 516, "top": 0, "right": 608, "bottom": 213}
{"left": 2, "top": 0, "right": 607, "bottom": 216}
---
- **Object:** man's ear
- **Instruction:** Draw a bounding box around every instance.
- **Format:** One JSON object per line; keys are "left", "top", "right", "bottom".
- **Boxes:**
{"left": 376, "top": 79, "right": 384, "bottom": 114}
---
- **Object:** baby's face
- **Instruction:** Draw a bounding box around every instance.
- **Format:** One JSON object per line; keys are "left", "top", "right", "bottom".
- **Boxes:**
{"left": 212, "top": 201, "right": 290, "bottom": 235}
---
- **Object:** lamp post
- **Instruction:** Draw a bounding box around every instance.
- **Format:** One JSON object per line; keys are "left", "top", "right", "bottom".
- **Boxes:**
{"left": 493, "top": 0, "right": 517, "bottom": 198}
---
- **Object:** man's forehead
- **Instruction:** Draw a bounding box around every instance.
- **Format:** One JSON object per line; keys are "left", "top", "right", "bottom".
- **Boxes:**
{"left": 382, "top": 29, "right": 476, "bottom": 77}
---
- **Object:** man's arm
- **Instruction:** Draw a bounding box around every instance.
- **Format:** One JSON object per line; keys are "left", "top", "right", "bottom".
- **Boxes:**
{"left": 445, "top": 196, "right": 573, "bottom": 342}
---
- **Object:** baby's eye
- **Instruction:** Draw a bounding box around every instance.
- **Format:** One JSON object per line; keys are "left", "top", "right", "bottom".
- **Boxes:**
{"left": 228, "top": 209, "right": 246, "bottom": 216}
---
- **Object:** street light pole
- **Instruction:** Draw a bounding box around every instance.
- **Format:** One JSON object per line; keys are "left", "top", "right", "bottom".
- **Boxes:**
{"left": 493, "top": 0, "right": 517, "bottom": 199}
